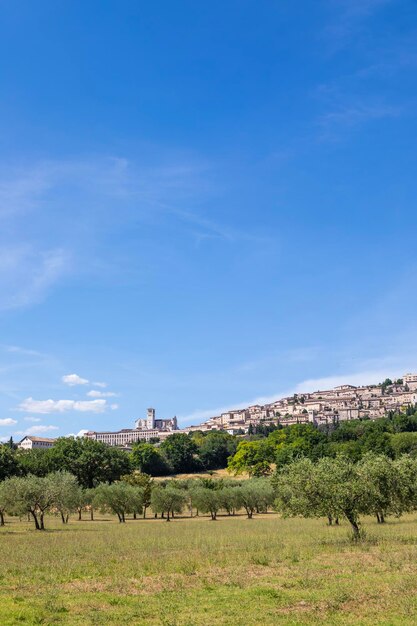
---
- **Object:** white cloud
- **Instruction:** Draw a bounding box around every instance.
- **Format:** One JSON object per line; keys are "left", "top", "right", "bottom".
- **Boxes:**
{"left": 62, "top": 373, "right": 89, "bottom": 386}
{"left": 93, "top": 381, "right": 107, "bottom": 388}
{"left": 15, "top": 424, "right": 59, "bottom": 436}
{"left": 18, "top": 397, "right": 107, "bottom": 414}
{"left": 110, "top": 403, "right": 119, "bottom": 410}
{"left": 0, "top": 418, "right": 17, "bottom": 426}
{"left": 24, "top": 417, "right": 42, "bottom": 422}
{"left": 87, "top": 390, "right": 117, "bottom": 398}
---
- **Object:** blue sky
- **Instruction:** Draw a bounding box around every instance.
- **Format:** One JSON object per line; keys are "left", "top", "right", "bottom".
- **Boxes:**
{"left": 1, "top": 0, "right": 417, "bottom": 439}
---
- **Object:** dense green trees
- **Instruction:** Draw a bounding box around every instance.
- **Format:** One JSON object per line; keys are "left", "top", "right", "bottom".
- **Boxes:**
{"left": 16, "top": 448, "right": 55, "bottom": 477}
{"left": 130, "top": 443, "right": 170, "bottom": 476}
{"left": 390, "top": 432, "right": 417, "bottom": 457}
{"left": 0, "top": 445, "right": 21, "bottom": 481}
{"left": 47, "top": 438, "right": 131, "bottom": 488}
{"left": 159, "top": 434, "right": 201, "bottom": 473}
{"left": 7, "top": 437, "right": 132, "bottom": 485}
{"left": 198, "top": 432, "right": 237, "bottom": 470}
{"left": 130, "top": 433, "right": 236, "bottom": 477}
{"left": 227, "top": 440, "right": 275, "bottom": 476}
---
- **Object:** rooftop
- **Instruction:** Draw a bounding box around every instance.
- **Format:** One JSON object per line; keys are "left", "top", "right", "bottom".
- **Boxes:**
{"left": 21, "top": 436, "right": 56, "bottom": 443}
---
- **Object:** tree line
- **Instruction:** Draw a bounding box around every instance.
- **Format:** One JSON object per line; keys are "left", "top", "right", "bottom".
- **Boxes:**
{"left": 2, "top": 451, "right": 417, "bottom": 538}
{"left": 0, "top": 431, "right": 238, "bottom": 484}
{"left": 0, "top": 472, "right": 275, "bottom": 529}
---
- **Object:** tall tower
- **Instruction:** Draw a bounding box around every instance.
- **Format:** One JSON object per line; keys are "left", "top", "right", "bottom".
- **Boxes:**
{"left": 146, "top": 408, "right": 155, "bottom": 429}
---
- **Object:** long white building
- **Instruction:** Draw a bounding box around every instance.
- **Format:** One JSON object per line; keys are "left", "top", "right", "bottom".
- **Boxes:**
{"left": 18, "top": 436, "right": 56, "bottom": 450}
{"left": 85, "top": 408, "right": 178, "bottom": 447}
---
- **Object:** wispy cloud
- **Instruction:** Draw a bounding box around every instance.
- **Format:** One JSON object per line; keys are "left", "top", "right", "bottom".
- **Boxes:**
{"left": 0, "top": 163, "right": 53, "bottom": 220}
{"left": 24, "top": 417, "right": 41, "bottom": 422}
{"left": 317, "top": 102, "right": 402, "bottom": 140}
{"left": 0, "top": 246, "right": 69, "bottom": 311}
{"left": 323, "top": 0, "right": 394, "bottom": 49}
{"left": 0, "top": 155, "right": 217, "bottom": 310}
{"left": 330, "top": 0, "right": 392, "bottom": 19}
{"left": 0, "top": 152, "right": 262, "bottom": 310}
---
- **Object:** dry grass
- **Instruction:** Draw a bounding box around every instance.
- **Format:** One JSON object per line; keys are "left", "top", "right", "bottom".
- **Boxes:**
{"left": 153, "top": 467, "right": 248, "bottom": 481}
{"left": 1, "top": 512, "right": 417, "bottom": 624}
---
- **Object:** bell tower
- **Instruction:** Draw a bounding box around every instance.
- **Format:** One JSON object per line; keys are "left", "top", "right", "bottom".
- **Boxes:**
{"left": 146, "top": 408, "right": 155, "bottom": 429}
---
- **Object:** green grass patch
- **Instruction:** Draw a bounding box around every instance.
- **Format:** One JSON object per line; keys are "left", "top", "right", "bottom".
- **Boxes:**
{"left": 1, "top": 513, "right": 417, "bottom": 624}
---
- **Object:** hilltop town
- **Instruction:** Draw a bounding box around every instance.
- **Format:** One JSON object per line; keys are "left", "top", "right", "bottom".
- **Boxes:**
{"left": 185, "top": 372, "right": 417, "bottom": 436}
{"left": 60, "top": 372, "right": 417, "bottom": 450}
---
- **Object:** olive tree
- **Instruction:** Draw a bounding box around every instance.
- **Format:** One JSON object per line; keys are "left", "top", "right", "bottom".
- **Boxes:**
{"left": 392, "top": 455, "right": 417, "bottom": 515}
{"left": 190, "top": 487, "right": 220, "bottom": 520}
{"left": 275, "top": 457, "right": 369, "bottom": 538}
{"left": 150, "top": 485, "right": 186, "bottom": 521}
{"left": 93, "top": 482, "right": 143, "bottom": 522}
{"left": 4, "top": 474, "right": 57, "bottom": 530}
{"left": 121, "top": 472, "right": 153, "bottom": 518}
{"left": 49, "top": 471, "right": 80, "bottom": 524}
{"left": 356, "top": 454, "right": 398, "bottom": 523}
{"left": 218, "top": 486, "right": 241, "bottom": 516}
{"left": 235, "top": 479, "right": 273, "bottom": 519}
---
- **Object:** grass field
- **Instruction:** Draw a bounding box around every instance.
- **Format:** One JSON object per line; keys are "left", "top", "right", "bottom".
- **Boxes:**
{"left": 1, "top": 512, "right": 417, "bottom": 625}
